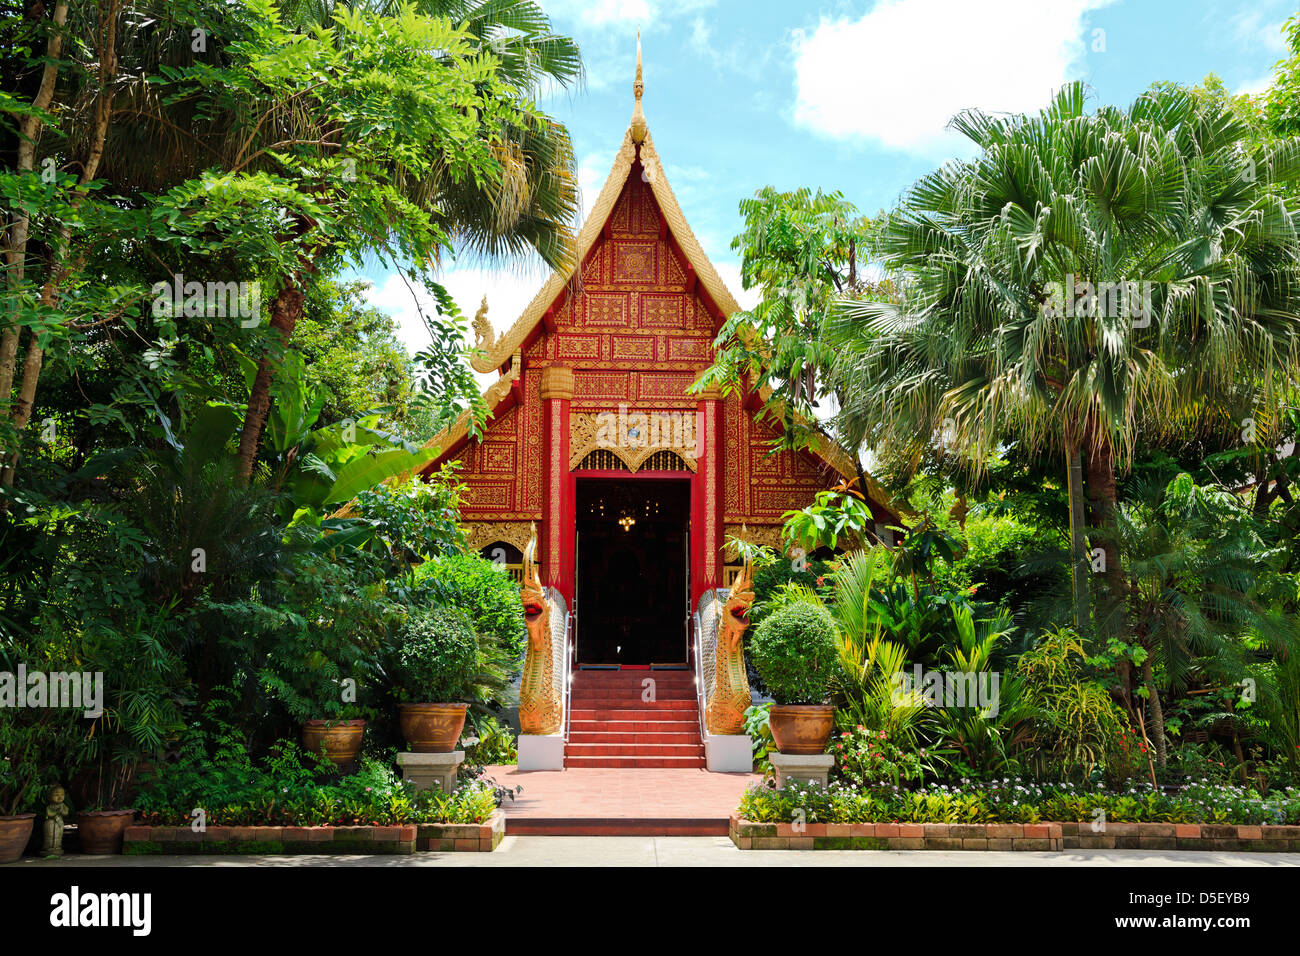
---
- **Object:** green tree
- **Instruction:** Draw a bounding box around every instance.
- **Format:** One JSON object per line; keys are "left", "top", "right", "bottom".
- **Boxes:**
{"left": 828, "top": 83, "right": 1300, "bottom": 757}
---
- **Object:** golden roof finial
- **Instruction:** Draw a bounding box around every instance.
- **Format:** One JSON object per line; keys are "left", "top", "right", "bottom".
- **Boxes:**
{"left": 630, "top": 29, "right": 647, "bottom": 144}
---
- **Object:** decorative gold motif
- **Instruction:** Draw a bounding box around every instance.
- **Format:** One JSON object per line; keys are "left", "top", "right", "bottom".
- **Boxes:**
{"left": 540, "top": 364, "right": 575, "bottom": 401}
{"left": 464, "top": 521, "right": 535, "bottom": 555}
{"left": 705, "top": 554, "right": 754, "bottom": 735}
{"left": 473, "top": 296, "right": 495, "bottom": 352}
{"left": 518, "top": 526, "right": 562, "bottom": 735}
{"left": 723, "top": 523, "right": 788, "bottom": 558}
{"left": 568, "top": 410, "right": 700, "bottom": 473}
{"left": 630, "top": 30, "right": 647, "bottom": 145}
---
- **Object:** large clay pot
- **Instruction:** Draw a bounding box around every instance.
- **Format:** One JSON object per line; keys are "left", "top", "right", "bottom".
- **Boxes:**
{"left": 302, "top": 719, "right": 366, "bottom": 767}
{"left": 0, "top": 814, "right": 34, "bottom": 864}
{"left": 399, "top": 703, "right": 468, "bottom": 753}
{"left": 768, "top": 704, "right": 835, "bottom": 755}
{"left": 76, "top": 809, "right": 136, "bottom": 855}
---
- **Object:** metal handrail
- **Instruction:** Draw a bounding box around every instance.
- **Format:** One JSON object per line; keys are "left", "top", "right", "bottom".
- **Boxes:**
{"left": 693, "top": 609, "right": 707, "bottom": 742}
{"left": 562, "top": 609, "right": 574, "bottom": 743}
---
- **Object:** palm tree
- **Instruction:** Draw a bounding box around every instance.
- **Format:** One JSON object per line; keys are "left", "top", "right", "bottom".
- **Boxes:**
{"left": 828, "top": 83, "right": 1300, "bottom": 730}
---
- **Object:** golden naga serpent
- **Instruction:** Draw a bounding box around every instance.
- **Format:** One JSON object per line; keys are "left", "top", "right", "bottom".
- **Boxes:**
{"left": 517, "top": 525, "right": 562, "bottom": 735}
{"left": 705, "top": 554, "right": 754, "bottom": 736}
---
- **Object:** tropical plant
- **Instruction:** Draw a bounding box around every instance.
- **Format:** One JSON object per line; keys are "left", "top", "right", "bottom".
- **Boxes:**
{"left": 829, "top": 82, "right": 1300, "bottom": 664}
{"left": 748, "top": 601, "right": 838, "bottom": 705}
{"left": 392, "top": 606, "right": 479, "bottom": 704}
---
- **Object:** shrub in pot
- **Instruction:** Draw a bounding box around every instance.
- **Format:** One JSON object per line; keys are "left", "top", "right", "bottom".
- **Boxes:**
{"left": 749, "top": 601, "right": 838, "bottom": 754}
{"left": 260, "top": 552, "right": 395, "bottom": 767}
{"left": 393, "top": 607, "right": 478, "bottom": 753}
{"left": 408, "top": 553, "right": 528, "bottom": 711}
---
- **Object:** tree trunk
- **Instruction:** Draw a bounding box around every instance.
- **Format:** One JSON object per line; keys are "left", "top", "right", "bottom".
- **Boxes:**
{"left": 1082, "top": 411, "right": 1133, "bottom": 709}
{"left": 1141, "top": 656, "right": 1166, "bottom": 770}
{"left": 1, "top": 1, "right": 69, "bottom": 430}
{"left": 234, "top": 278, "right": 304, "bottom": 485}
{"left": 1065, "top": 440, "right": 1089, "bottom": 633}
{"left": 1, "top": 1, "right": 111, "bottom": 495}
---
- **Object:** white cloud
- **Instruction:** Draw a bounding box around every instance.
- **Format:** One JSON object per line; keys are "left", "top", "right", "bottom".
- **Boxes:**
{"left": 1228, "top": 10, "right": 1288, "bottom": 54}
{"left": 791, "top": 0, "right": 1113, "bottom": 154}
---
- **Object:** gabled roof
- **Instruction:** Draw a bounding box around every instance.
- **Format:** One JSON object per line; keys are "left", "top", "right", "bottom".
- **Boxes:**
{"left": 421, "top": 39, "right": 906, "bottom": 526}
{"left": 470, "top": 60, "right": 739, "bottom": 371}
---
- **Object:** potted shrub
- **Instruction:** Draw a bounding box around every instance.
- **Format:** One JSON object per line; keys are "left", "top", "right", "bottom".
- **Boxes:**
{"left": 262, "top": 553, "right": 394, "bottom": 768}
{"left": 74, "top": 760, "right": 136, "bottom": 856}
{"left": 749, "top": 601, "right": 839, "bottom": 754}
{"left": 393, "top": 606, "right": 478, "bottom": 753}
{"left": 0, "top": 699, "right": 91, "bottom": 863}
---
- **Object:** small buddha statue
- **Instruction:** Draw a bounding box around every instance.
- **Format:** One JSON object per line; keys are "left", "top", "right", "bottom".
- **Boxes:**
{"left": 41, "top": 785, "right": 69, "bottom": 857}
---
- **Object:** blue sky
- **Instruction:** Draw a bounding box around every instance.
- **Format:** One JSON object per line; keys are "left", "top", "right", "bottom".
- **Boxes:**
{"left": 359, "top": 0, "right": 1296, "bottom": 361}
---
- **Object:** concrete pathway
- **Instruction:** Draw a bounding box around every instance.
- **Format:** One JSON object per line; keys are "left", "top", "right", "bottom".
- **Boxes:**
{"left": 18, "top": 837, "right": 1300, "bottom": 867}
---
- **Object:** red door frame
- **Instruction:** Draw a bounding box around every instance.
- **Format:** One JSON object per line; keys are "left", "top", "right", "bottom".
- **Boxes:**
{"left": 566, "top": 467, "right": 711, "bottom": 666}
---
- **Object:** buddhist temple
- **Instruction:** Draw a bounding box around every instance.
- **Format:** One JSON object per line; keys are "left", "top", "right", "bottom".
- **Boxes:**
{"left": 422, "top": 38, "right": 899, "bottom": 681}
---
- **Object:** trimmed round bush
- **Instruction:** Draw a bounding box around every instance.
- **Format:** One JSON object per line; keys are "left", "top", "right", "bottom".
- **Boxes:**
{"left": 395, "top": 607, "right": 478, "bottom": 703}
{"left": 749, "top": 601, "right": 838, "bottom": 705}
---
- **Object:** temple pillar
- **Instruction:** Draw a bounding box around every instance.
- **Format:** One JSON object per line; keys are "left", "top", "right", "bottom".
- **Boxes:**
{"left": 691, "top": 385, "right": 723, "bottom": 607}
{"left": 540, "top": 365, "right": 574, "bottom": 602}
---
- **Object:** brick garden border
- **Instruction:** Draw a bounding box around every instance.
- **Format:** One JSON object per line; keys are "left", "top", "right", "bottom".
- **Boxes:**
{"left": 730, "top": 816, "right": 1300, "bottom": 851}
{"left": 122, "top": 809, "right": 505, "bottom": 855}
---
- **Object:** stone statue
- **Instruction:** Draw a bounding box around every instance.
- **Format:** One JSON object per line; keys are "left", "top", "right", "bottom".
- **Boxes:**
{"left": 705, "top": 553, "right": 755, "bottom": 735}
{"left": 41, "top": 785, "right": 69, "bottom": 857}
{"left": 518, "top": 525, "right": 562, "bottom": 735}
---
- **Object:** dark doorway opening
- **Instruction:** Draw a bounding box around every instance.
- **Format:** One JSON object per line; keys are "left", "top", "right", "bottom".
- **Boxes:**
{"left": 575, "top": 477, "right": 690, "bottom": 666}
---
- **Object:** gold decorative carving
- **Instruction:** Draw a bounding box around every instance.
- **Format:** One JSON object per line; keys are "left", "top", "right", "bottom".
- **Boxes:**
{"left": 472, "top": 296, "right": 495, "bottom": 352}
{"left": 568, "top": 410, "right": 699, "bottom": 473}
{"left": 518, "top": 526, "right": 562, "bottom": 735}
{"left": 723, "top": 523, "right": 788, "bottom": 559}
{"left": 540, "top": 364, "right": 574, "bottom": 401}
{"left": 464, "top": 521, "right": 535, "bottom": 555}
{"left": 630, "top": 30, "right": 647, "bottom": 145}
{"left": 706, "top": 554, "right": 754, "bottom": 735}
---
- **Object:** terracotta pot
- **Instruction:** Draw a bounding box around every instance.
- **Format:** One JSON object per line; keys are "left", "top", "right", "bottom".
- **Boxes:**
{"left": 302, "top": 719, "right": 366, "bottom": 767}
{"left": 768, "top": 704, "right": 835, "bottom": 755}
{"left": 76, "top": 810, "right": 136, "bottom": 855}
{"left": 399, "top": 702, "right": 468, "bottom": 753}
{"left": 0, "top": 814, "right": 35, "bottom": 864}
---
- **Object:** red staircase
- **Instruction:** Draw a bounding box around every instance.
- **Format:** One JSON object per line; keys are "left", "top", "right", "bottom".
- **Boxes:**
{"left": 565, "top": 669, "right": 705, "bottom": 768}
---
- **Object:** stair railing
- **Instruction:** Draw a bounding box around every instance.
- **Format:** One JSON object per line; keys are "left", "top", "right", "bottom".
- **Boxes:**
{"left": 562, "top": 608, "right": 574, "bottom": 743}
{"left": 693, "top": 607, "right": 706, "bottom": 742}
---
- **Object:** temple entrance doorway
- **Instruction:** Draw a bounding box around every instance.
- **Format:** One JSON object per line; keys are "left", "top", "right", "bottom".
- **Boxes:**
{"left": 574, "top": 477, "right": 690, "bottom": 666}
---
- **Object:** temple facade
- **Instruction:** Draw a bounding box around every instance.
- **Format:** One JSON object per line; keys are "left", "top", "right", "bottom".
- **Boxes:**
{"left": 424, "top": 45, "right": 898, "bottom": 670}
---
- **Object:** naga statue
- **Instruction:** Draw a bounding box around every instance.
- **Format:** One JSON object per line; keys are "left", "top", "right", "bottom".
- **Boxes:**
{"left": 472, "top": 295, "right": 496, "bottom": 352}
{"left": 705, "top": 553, "right": 755, "bottom": 735}
{"left": 518, "top": 526, "right": 562, "bottom": 735}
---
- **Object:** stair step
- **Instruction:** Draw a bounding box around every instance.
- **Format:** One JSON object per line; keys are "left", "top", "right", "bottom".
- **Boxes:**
{"left": 569, "top": 709, "right": 698, "bottom": 723}
{"left": 566, "top": 742, "right": 704, "bottom": 757}
{"left": 568, "top": 731, "right": 701, "bottom": 744}
{"left": 568, "top": 719, "right": 699, "bottom": 734}
{"left": 563, "top": 756, "right": 707, "bottom": 768}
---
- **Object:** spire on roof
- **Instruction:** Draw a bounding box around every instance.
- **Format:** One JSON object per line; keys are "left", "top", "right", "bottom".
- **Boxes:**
{"left": 630, "top": 29, "right": 647, "bottom": 145}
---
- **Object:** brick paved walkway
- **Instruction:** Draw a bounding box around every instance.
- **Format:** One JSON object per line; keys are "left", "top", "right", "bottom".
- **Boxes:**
{"left": 481, "top": 765, "right": 760, "bottom": 835}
